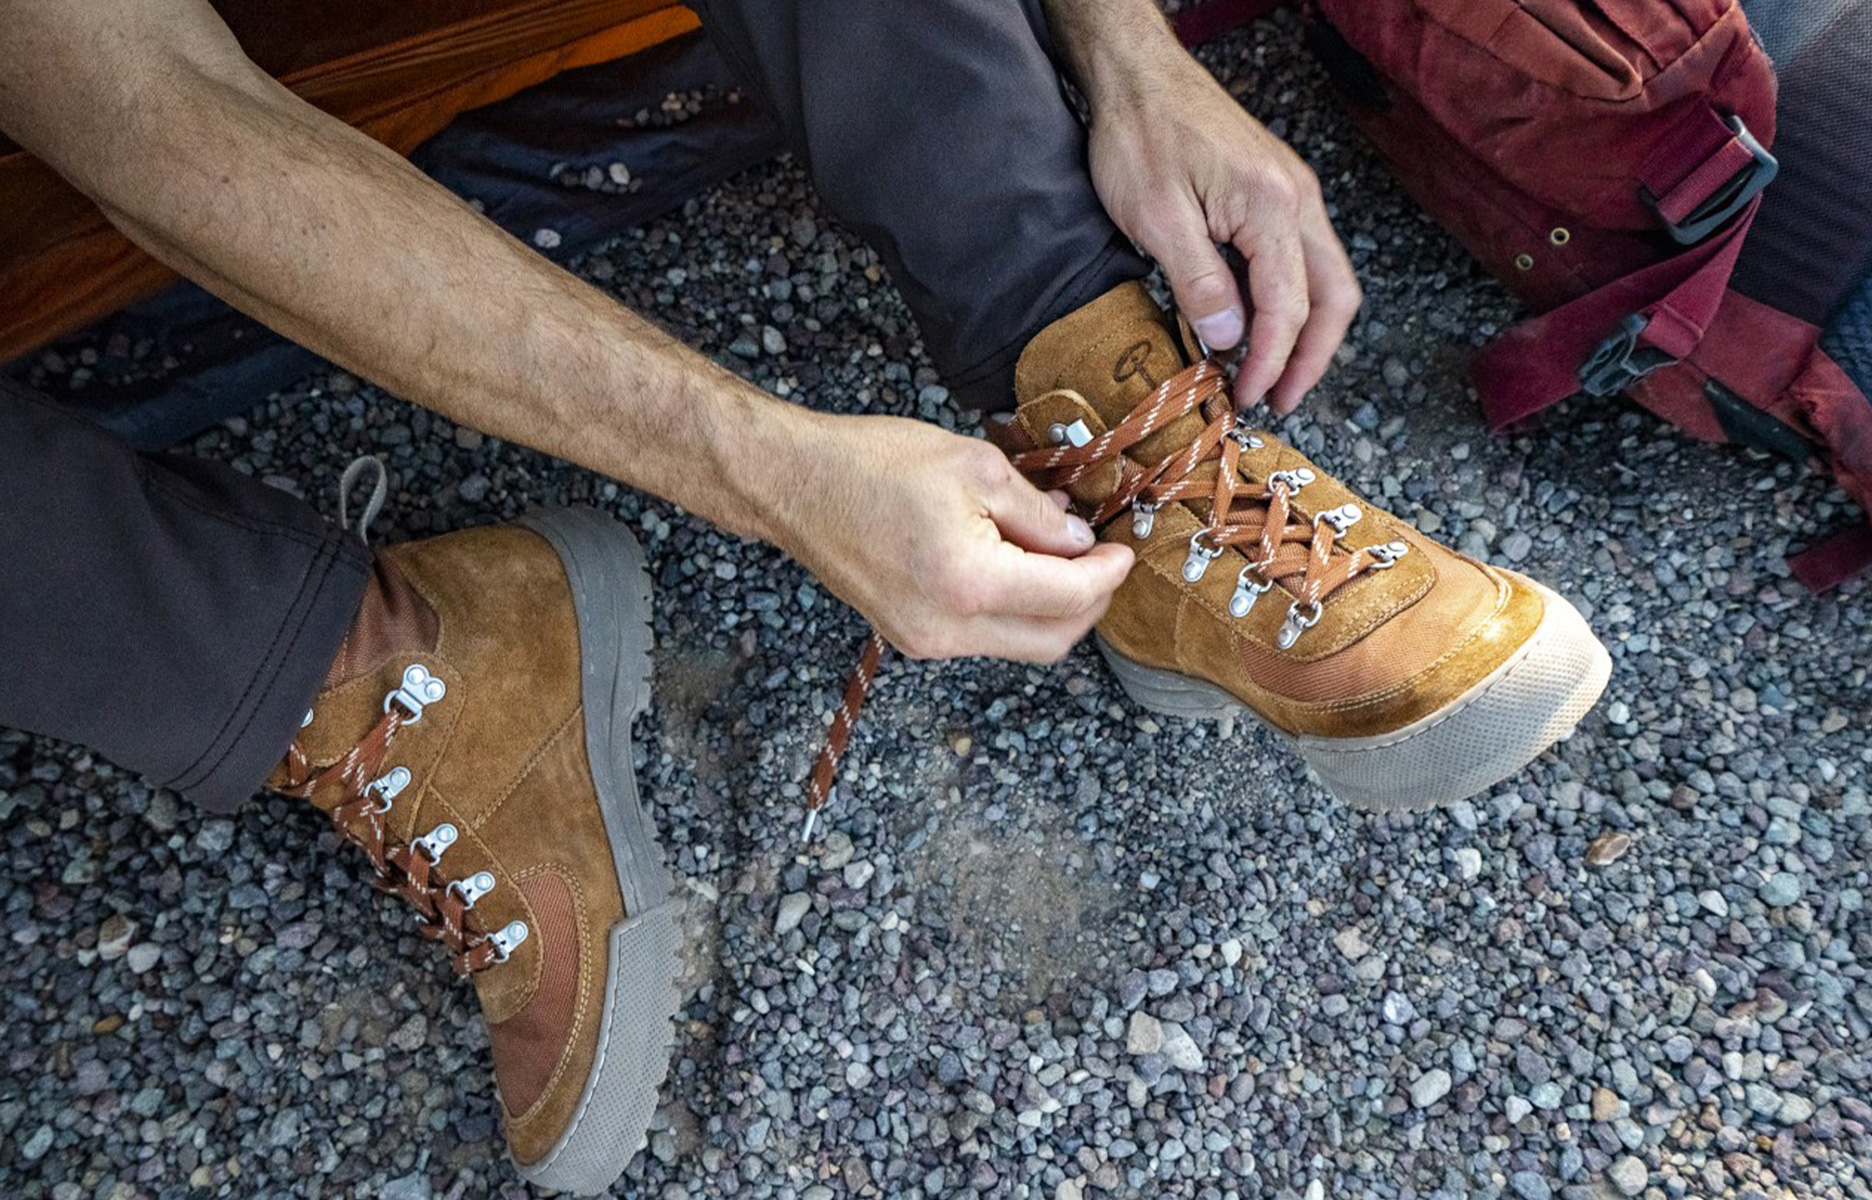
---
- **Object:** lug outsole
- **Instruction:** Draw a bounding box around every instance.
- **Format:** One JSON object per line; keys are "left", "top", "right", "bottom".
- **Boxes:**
{"left": 1097, "top": 583, "right": 1611, "bottom": 813}
{"left": 511, "top": 509, "right": 683, "bottom": 1196}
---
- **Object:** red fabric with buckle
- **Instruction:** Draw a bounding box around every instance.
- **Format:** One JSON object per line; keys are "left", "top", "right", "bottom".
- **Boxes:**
{"left": 1630, "top": 291, "right": 1872, "bottom": 590}
{"left": 1641, "top": 106, "right": 1764, "bottom": 227}
{"left": 1471, "top": 194, "right": 1759, "bottom": 431}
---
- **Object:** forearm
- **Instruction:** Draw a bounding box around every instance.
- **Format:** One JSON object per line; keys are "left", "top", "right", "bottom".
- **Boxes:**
{"left": 1, "top": 17, "right": 808, "bottom": 544}
{"left": 1041, "top": 0, "right": 1194, "bottom": 107}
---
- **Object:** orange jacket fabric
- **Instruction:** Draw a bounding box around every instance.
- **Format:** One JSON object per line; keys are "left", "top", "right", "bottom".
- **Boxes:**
{"left": 0, "top": 0, "right": 698, "bottom": 364}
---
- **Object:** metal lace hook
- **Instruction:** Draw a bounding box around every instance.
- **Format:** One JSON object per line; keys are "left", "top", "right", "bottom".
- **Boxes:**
{"left": 338, "top": 456, "right": 389, "bottom": 545}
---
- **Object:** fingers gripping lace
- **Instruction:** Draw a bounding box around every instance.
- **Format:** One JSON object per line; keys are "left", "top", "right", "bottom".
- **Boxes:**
{"left": 275, "top": 703, "right": 503, "bottom": 975}
{"left": 798, "top": 360, "right": 1390, "bottom": 839}
{"left": 1011, "top": 361, "right": 1394, "bottom": 612}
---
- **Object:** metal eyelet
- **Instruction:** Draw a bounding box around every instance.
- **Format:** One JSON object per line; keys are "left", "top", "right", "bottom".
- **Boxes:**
{"left": 1227, "top": 419, "right": 1264, "bottom": 451}
{"left": 1277, "top": 600, "right": 1323, "bottom": 650}
{"left": 449, "top": 871, "right": 497, "bottom": 910}
{"left": 488, "top": 920, "right": 530, "bottom": 963}
{"left": 1369, "top": 540, "right": 1411, "bottom": 569}
{"left": 363, "top": 766, "right": 411, "bottom": 814}
{"left": 1132, "top": 500, "right": 1160, "bottom": 540}
{"left": 1182, "top": 532, "right": 1225, "bottom": 583}
{"left": 1230, "top": 566, "right": 1274, "bottom": 619}
{"left": 414, "top": 822, "right": 458, "bottom": 863}
{"left": 384, "top": 664, "right": 447, "bottom": 723}
{"left": 1047, "top": 419, "right": 1092, "bottom": 448}
{"left": 301, "top": 708, "right": 316, "bottom": 729}
{"left": 1267, "top": 468, "right": 1316, "bottom": 495}
{"left": 1317, "top": 503, "right": 1363, "bottom": 537}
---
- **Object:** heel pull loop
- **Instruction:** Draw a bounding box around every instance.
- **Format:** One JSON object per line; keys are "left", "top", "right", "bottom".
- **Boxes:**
{"left": 338, "top": 456, "right": 390, "bottom": 545}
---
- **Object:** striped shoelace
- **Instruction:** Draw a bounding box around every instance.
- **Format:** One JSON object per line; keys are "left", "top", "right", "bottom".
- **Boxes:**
{"left": 800, "top": 359, "right": 1392, "bottom": 837}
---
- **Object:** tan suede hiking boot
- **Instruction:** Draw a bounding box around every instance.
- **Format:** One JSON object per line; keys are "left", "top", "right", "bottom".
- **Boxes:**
{"left": 994, "top": 282, "right": 1611, "bottom": 811}
{"left": 270, "top": 496, "right": 681, "bottom": 1195}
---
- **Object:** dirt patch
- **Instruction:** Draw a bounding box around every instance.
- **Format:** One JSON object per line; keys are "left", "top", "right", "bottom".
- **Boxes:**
{"left": 911, "top": 793, "right": 1125, "bottom": 1014}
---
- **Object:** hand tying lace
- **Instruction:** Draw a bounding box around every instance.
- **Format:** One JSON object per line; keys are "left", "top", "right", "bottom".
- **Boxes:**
{"left": 1010, "top": 359, "right": 1405, "bottom": 648}
{"left": 799, "top": 359, "right": 1403, "bottom": 840}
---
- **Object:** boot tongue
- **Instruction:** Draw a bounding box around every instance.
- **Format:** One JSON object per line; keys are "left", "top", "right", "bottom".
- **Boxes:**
{"left": 1013, "top": 281, "right": 1207, "bottom": 464}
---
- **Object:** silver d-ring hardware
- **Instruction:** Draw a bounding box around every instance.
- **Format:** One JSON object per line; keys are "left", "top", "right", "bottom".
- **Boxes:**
{"left": 450, "top": 871, "right": 497, "bottom": 909}
{"left": 1132, "top": 500, "right": 1161, "bottom": 540}
{"left": 1181, "top": 532, "right": 1225, "bottom": 583}
{"left": 414, "top": 822, "right": 458, "bottom": 863}
{"left": 384, "top": 664, "right": 447, "bottom": 722}
{"left": 1227, "top": 419, "right": 1264, "bottom": 451}
{"left": 1268, "top": 468, "right": 1316, "bottom": 495}
{"left": 1277, "top": 600, "right": 1323, "bottom": 650}
{"left": 489, "top": 920, "right": 530, "bottom": 963}
{"left": 1318, "top": 503, "right": 1363, "bottom": 537}
{"left": 364, "top": 766, "right": 411, "bottom": 814}
{"left": 1230, "top": 566, "right": 1274, "bottom": 619}
{"left": 1369, "top": 539, "right": 1411, "bottom": 569}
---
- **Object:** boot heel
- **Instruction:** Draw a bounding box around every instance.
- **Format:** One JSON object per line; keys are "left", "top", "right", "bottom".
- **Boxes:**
{"left": 1095, "top": 636, "right": 1248, "bottom": 722}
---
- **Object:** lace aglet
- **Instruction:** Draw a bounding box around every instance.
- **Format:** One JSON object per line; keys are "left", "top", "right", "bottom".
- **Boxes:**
{"left": 799, "top": 806, "right": 820, "bottom": 843}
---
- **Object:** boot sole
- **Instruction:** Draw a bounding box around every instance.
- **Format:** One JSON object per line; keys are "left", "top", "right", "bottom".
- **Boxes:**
{"left": 511, "top": 508, "right": 683, "bottom": 1196}
{"left": 1096, "top": 583, "right": 1611, "bottom": 813}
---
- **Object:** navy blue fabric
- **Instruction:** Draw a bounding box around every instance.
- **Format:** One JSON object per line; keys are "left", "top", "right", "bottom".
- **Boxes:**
{"left": 1822, "top": 272, "right": 1872, "bottom": 399}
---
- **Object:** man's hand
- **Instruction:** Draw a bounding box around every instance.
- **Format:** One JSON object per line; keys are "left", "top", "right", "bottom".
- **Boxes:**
{"left": 1044, "top": 1, "right": 1362, "bottom": 414}
{"left": 1, "top": 0, "right": 1134, "bottom": 666}
{"left": 756, "top": 415, "right": 1135, "bottom": 663}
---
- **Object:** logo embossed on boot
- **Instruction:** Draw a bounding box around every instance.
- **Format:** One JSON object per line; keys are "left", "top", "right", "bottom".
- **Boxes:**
{"left": 1113, "top": 340, "right": 1160, "bottom": 388}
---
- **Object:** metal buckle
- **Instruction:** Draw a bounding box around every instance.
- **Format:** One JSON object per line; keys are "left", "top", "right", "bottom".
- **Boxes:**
{"left": 1642, "top": 115, "right": 1778, "bottom": 246}
{"left": 1579, "top": 314, "right": 1677, "bottom": 398}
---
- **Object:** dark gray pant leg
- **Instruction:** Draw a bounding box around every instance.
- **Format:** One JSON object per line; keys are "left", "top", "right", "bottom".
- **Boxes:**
{"left": 690, "top": 0, "right": 1148, "bottom": 409}
{"left": 0, "top": 379, "right": 369, "bottom": 812}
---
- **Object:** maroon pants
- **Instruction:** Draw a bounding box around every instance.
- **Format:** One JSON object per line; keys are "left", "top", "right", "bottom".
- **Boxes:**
{"left": 0, "top": 0, "right": 1144, "bottom": 811}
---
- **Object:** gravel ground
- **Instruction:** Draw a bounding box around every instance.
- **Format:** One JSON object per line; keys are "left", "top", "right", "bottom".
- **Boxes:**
{"left": 5, "top": 15, "right": 1870, "bottom": 1200}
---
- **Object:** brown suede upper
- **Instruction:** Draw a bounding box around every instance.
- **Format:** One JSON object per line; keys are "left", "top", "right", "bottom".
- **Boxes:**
{"left": 270, "top": 525, "right": 627, "bottom": 1166}
{"left": 1007, "top": 282, "right": 1550, "bottom": 740}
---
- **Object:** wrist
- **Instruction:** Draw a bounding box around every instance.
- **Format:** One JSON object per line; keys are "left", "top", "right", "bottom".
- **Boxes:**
{"left": 1054, "top": 3, "right": 1190, "bottom": 111}
{"left": 707, "top": 395, "right": 833, "bottom": 551}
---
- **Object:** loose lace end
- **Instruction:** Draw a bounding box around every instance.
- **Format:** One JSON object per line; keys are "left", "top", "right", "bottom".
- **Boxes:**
{"left": 800, "top": 631, "right": 887, "bottom": 843}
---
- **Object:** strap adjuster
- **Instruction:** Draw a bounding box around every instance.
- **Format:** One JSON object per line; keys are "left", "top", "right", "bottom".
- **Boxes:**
{"left": 1641, "top": 114, "right": 1778, "bottom": 246}
{"left": 1579, "top": 314, "right": 1677, "bottom": 397}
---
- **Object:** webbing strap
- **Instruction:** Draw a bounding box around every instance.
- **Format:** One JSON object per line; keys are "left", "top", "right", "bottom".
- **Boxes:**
{"left": 1789, "top": 522, "right": 1872, "bottom": 593}
{"left": 1471, "top": 104, "right": 1775, "bottom": 431}
{"left": 1639, "top": 107, "right": 1777, "bottom": 239}
{"left": 1472, "top": 196, "right": 1759, "bottom": 430}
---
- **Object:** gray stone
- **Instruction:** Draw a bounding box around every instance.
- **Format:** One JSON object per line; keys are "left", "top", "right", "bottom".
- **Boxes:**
{"left": 775, "top": 892, "right": 812, "bottom": 936}
{"left": 1410, "top": 1069, "right": 1452, "bottom": 1109}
